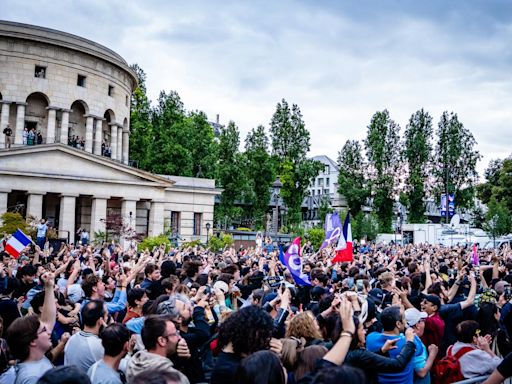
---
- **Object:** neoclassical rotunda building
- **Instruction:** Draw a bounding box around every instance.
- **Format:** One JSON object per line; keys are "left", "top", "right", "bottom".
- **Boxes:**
{"left": 0, "top": 21, "right": 219, "bottom": 244}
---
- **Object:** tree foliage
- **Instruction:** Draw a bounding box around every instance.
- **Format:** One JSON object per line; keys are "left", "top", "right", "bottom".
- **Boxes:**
{"left": 0, "top": 212, "right": 30, "bottom": 236}
{"left": 337, "top": 140, "right": 368, "bottom": 216}
{"left": 433, "top": 112, "right": 480, "bottom": 214}
{"left": 364, "top": 110, "right": 401, "bottom": 232}
{"left": 129, "top": 64, "right": 153, "bottom": 170}
{"left": 483, "top": 197, "right": 511, "bottom": 242}
{"left": 352, "top": 212, "right": 380, "bottom": 242}
{"left": 270, "top": 99, "right": 322, "bottom": 224}
{"left": 244, "top": 125, "right": 275, "bottom": 229}
{"left": 215, "top": 121, "right": 247, "bottom": 225}
{"left": 403, "top": 109, "right": 433, "bottom": 223}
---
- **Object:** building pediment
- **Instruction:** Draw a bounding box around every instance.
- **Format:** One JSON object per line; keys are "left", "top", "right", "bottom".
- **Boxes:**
{"left": 0, "top": 144, "right": 174, "bottom": 187}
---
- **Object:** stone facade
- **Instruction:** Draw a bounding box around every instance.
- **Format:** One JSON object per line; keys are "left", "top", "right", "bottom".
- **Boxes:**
{"left": 0, "top": 21, "right": 136, "bottom": 163}
{"left": 0, "top": 22, "right": 220, "bottom": 244}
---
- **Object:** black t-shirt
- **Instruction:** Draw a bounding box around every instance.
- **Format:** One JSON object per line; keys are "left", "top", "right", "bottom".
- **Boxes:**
{"left": 0, "top": 297, "right": 21, "bottom": 334}
{"left": 497, "top": 351, "right": 512, "bottom": 379}
{"left": 3, "top": 127, "right": 12, "bottom": 136}
{"left": 210, "top": 352, "right": 242, "bottom": 384}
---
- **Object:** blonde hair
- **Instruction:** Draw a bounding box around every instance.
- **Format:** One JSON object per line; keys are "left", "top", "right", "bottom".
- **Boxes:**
{"left": 280, "top": 337, "right": 306, "bottom": 371}
{"left": 379, "top": 271, "right": 395, "bottom": 288}
{"left": 285, "top": 311, "right": 322, "bottom": 341}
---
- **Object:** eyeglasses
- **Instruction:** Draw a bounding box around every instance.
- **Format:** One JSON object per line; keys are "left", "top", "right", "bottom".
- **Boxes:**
{"left": 163, "top": 330, "right": 180, "bottom": 339}
{"left": 37, "top": 326, "right": 48, "bottom": 335}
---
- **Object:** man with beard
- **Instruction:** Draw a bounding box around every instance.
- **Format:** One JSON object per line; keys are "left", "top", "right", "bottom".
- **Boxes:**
{"left": 157, "top": 292, "right": 211, "bottom": 383}
{"left": 126, "top": 314, "right": 190, "bottom": 384}
{"left": 64, "top": 300, "right": 107, "bottom": 372}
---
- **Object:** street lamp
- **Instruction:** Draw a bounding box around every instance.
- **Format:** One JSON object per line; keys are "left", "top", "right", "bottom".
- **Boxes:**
{"left": 206, "top": 222, "right": 211, "bottom": 244}
{"left": 272, "top": 176, "right": 283, "bottom": 237}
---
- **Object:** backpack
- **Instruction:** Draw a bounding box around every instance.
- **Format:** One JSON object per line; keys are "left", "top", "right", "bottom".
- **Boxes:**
{"left": 432, "top": 345, "right": 475, "bottom": 384}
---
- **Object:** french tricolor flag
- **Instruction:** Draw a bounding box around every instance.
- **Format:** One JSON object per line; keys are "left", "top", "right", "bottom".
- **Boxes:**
{"left": 5, "top": 230, "right": 32, "bottom": 259}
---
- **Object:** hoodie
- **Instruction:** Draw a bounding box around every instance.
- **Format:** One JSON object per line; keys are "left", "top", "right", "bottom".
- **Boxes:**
{"left": 126, "top": 350, "right": 190, "bottom": 384}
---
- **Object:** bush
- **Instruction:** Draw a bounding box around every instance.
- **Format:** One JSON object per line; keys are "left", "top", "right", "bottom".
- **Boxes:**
{"left": 182, "top": 239, "right": 202, "bottom": 248}
{"left": 208, "top": 233, "right": 234, "bottom": 252}
{"left": 0, "top": 212, "right": 30, "bottom": 236}
{"left": 305, "top": 227, "right": 325, "bottom": 251}
{"left": 138, "top": 235, "right": 171, "bottom": 252}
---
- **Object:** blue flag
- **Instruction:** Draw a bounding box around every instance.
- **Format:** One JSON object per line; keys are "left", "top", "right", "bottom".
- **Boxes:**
{"left": 280, "top": 237, "right": 311, "bottom": 286}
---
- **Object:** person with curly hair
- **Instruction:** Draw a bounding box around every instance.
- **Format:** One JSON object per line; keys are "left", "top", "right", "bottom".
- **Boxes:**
{"left": 285, "top": 311, "right": 325, "bottom": 347}
{"left": 210, "top": 305, "right": 274, "bottom": 384}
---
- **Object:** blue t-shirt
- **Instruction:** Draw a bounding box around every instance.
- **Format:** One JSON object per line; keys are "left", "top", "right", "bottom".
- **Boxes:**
{"left": 366, "top": 332, "right": 417, "bottom": 384}
{"left": 411, "top": 335, "right": 430, "bottom": 384}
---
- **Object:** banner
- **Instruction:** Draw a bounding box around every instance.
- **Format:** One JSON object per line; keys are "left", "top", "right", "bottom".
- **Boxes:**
{"left": 320, "top": 211, "right": 342, "bottom": 250}
{"left": 279, "top": 237, "right": 311, "bottom": 286}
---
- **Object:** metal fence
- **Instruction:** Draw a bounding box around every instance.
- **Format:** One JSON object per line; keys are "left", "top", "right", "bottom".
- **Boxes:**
{"left": 454, "top": 376, "right": 512, "bottom": 384}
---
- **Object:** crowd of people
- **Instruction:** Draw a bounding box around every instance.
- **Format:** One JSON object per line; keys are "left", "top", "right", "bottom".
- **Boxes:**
{"left": 0, "top": 233, "right": 511, "bottom": 384}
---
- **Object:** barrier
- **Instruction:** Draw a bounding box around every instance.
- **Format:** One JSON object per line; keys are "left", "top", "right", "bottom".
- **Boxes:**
{"left": 453, "top": 376, "right": 489, "bottom": 384}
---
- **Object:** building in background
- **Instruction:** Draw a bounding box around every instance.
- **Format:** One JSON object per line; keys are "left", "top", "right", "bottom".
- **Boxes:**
{"left": 0, "top": 21, "right": 220, "bottom": 244}
{"left": 303, "top": 155, "right": 347, "bottom": 227}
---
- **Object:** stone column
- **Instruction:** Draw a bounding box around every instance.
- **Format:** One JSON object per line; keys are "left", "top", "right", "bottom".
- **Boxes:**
{"left": 148, "top": 201, "right": 165, "bottom": 236}
{"left": 60, "top": 109, "right": 70, "bottom": 145}
{"left": 122, "top": 130, "right": 129, "bottom": 165}
{"left": 59, "top": 195, "right": 77, "bottom": 244}
{"left": 90, "top": 196, "right": 108, "bottom": 240}
{"left": 117, "top": 126, "right": 123, "bottom": 162}
{"left": 85, "top": 116, "right": 94, "bottom": 153}
{"left": 0, "top": 101, "right": 11, "bottom": 148}
{"left": 110, "top": 124, "right": 118, "bottom": 161}
{"left": 0, "top": 190, "right": 9, "bottom": 225}
{"left": 93, "top": 118, "right": 103, "bottom": 155}
{"left": 0, "top": 191, "right": 8, "bottom": 213}
{"left": 121, "top": 199, "right": 137, "bottom": 248}
{"left": 26, "top": 192, "right": 45, "bottom": 220}
{"left": 45, "top": 107, "right": 58, "bottom": 144}
{"left": 14, "top": 103, "right": 27, "bottom": 145}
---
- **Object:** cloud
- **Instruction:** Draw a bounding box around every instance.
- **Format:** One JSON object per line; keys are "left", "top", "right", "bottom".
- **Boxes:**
{"left": 2, "top": 0, "right": 512, "bottom": 177}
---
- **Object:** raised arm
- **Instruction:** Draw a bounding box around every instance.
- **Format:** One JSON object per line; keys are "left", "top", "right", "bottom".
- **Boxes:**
{"left": 323, "top": 298, "right": 355, "bottom": 365}
{"left": 40, "top": 272, "right": 57, "bottom": 332}
{"left": 460, "top": 273, "right": 477, "bottom": 310}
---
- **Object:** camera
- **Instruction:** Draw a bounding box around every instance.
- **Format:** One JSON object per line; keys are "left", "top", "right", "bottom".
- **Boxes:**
{"left": 504, "top": 286, "right": 512, "bottom": 302}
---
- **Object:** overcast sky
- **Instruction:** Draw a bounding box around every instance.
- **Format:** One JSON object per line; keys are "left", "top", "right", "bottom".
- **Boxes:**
{"left": 3, "top": 0, "right": 512, "bottom": 176}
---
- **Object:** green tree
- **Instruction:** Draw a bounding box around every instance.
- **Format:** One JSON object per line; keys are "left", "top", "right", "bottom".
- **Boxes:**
{"left": 184, "top": 111, "right": 217, "bottom": 178}
{"left": 337, "top": 140, "right": 368, "bottom": 216}
{"left": 477, "top": 159, "right": 503, "bottom": 205}
{"left": 352, "top": 212, "right": 380, "bottom": 241}
{"left": 434, "top": 112, "right": 480, "bottom": 219}
{"left": 483, "top": 197, "right": 511, "bottom": 246}
{"left": 215, "top": 121, "right": 247, "bottom": 226}
{"left": 493, "top": 158, "right": 512, "bottom": 213}
{"left": 364, "top": 110, "right": 401, "bottom": 232}
{"left": 403, "top": 109, "right": 433, "bottom": 223}
{"left": 244, "top": 125, "right": 275, "bottom": 229}
{"left": 0, "top": 212, "right": 30, "bottom": 235}
{"left": 150, "top": 91, "right": 192, "bottom": 175}
{"left": 270, "top": 99, "right": 322, "bottom": 224}
{"left": 129, "top": 64, "right": 153, "bottom": 170}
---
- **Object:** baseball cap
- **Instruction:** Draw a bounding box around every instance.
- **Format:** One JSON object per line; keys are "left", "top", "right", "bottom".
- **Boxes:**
{"left": 424, "top": 294, "right": 441, "bottom": 310}
{"left": 19, "top": 255, "right": 30, "bottom": 262}
{"left": 368, "top": 288, "right": 385, "bottom": 306}
{"left": 213, "top": 280, "right": 229, "bottom": 294}
{"left": 405, "top": 308, "right": 428, "bottom": 327}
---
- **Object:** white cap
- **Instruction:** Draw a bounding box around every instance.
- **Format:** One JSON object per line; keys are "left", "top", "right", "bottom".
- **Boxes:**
{"left": 405, "top": 308, "right": 428, "bottom": 327}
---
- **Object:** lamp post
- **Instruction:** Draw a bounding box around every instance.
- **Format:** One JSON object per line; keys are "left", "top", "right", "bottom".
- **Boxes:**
{"left": 272, "top": 176, "right": 283, "bottom": 238}
{"left": 206, "top": 222, "right": 211, "bottom": 244}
